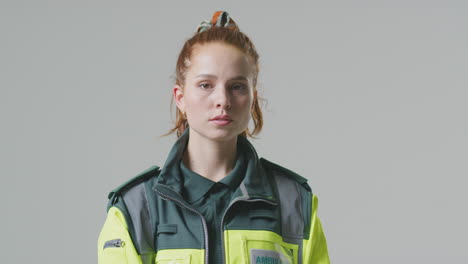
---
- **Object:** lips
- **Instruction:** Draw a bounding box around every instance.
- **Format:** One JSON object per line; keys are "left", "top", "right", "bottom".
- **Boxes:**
{"left": 210, "top": 114, "right": 232, "bottom": 121}
{"left": 210, "top": 114, "right": 233, "bottom": 126}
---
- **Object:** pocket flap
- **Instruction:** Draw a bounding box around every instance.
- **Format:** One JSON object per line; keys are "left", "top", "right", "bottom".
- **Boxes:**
{"left": 157, "top": 224, "right": 177, "bottom": 235}
{"left": 249, "top": 209, "right": 276, "bottom": 221}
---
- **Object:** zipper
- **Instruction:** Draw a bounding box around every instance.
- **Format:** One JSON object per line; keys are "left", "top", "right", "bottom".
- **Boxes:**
{"left": 154, "top": 185, "right": 209, "bottom": 264}
{"left": 220, "top": 197, "right": 278, "bottom": 264}
{"left": 103, "top": 238, "right": 126, "bottom": 249}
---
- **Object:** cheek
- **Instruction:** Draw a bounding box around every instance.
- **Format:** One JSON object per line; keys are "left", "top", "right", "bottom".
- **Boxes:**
{"left": 237, "top": 98, "right": 254, "bottom": 119}
{"left": 186, "top": 94, "right": 209, "bottom": 113}
{"left": 240, "top": 96, "right": 254, "bottom": 110}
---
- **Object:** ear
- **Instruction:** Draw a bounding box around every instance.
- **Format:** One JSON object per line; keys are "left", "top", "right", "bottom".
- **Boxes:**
{"left": 173, "top": 84, "right": 185, "bottom": 112}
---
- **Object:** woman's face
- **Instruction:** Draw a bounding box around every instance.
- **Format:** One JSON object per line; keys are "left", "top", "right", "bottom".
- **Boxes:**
{"left": 174, "top": 42, "right": 256, "bottom": 142}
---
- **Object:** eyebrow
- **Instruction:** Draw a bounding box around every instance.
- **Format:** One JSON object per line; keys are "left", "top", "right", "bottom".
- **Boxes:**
{"left": 195, "top": 74, "right": 249, "bottom": 81}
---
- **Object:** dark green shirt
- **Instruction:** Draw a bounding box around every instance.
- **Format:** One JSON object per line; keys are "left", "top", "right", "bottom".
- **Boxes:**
{"left": 179, "top": 142, "right": 247, "bottom": 264}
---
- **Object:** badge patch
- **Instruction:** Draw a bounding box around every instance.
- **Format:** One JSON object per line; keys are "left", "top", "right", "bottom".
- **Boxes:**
{"left": 250, "top": 249, "right": 291, "bottom": 264}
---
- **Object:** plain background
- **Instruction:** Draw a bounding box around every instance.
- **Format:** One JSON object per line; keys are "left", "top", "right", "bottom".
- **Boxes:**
{"left": 1, "top": 0, "right": 467, "bottom": 263}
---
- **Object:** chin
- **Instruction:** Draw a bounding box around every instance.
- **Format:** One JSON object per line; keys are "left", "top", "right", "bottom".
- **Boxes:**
{"left": 209, "top": 130, "right": 240, "bottom": 142}
{"left": 191, "top": 126, "right": 242, "bottom": 142}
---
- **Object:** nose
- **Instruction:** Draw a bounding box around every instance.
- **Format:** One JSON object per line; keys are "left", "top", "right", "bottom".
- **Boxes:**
{"left": 215, "top": 86, "right": 231, "bottom": 109}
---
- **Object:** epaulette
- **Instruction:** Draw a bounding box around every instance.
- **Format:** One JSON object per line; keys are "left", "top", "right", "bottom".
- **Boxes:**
{"left": 107, "top": 165, "right": 161, "bottom": 206}
{"left": 260, "top": 157, "right": 311, "bottom": 192}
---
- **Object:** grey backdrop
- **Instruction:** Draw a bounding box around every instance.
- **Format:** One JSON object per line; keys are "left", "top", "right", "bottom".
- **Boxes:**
{"left": 2, "top": 0, "right": 467, "bottom": 263}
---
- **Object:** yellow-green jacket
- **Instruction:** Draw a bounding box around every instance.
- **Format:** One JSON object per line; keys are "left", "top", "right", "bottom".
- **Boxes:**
{"left": 98, "top": 131, "right": 330, "bottom": 264}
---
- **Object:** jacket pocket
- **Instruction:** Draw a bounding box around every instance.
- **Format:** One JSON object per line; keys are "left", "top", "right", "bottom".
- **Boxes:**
{"left": 157, "top": 224, "right": 177, "bottom": 235}
{"left": 155, "top": 253, "right": 191, "bottom": 264}
{"left": 241, "top": 233, "right": 298, "bottom": 264}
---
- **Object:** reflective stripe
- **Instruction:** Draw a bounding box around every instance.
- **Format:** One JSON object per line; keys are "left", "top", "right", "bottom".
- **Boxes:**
{"left": 272, "top": 171, "right": 305, "bottom": 264}
{"left": 140, "top": 254, "right": 154, "bottom": 264}
{"left": 122, "top": 182, "right": 155, "bottom": 263}
{"left": 240, "top": 181, "right": 249, "bottom": 197}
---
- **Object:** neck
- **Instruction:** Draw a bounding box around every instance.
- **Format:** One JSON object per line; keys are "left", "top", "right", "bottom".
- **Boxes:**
{"left": 183, "top": 128, "right": 238, "bottom": 182}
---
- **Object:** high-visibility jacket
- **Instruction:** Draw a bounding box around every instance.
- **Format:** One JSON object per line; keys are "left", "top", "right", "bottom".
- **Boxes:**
{"left": 97, "top": 130, "right": 330, "bottom": 264}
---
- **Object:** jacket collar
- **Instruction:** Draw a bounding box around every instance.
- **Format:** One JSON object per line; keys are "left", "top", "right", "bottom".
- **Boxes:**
{"left": 154, "top": 128, "right": 277, "bottom": 203}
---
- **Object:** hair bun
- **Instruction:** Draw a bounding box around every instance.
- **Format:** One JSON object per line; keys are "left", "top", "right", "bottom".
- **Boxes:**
{"left": 196, "top": 11, "right": 238, "bottom": 33}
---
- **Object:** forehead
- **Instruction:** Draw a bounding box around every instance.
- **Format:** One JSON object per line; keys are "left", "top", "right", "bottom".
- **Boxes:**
{"left": 187, "top": 42, "right": 253, "bottom": 79}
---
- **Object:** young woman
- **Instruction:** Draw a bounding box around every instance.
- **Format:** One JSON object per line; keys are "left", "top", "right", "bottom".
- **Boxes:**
{"left": 98, "top": 11, "right": 330, "bottom": 264}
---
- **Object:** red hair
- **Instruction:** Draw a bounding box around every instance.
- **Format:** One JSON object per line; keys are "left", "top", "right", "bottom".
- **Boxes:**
{"left": 163, "top": 15, "right": 264, "bottom": 138}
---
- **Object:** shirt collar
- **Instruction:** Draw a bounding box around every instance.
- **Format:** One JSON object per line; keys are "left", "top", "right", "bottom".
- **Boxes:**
{"left": 179, "top": 146, "right": 246, "bottom": 203}
{"left": 155, "top": 128, "right": 277, "bottom": 203}
{"left": 179, "top": 160, "right": 215, "bottom": 203}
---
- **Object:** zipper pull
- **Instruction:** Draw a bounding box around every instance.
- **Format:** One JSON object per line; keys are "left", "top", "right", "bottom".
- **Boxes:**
{"left": 103, "top": 238, "right": 126, "bottom": 249}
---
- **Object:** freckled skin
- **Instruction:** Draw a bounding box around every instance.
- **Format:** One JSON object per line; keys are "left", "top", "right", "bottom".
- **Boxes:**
{"left": 174, "top": 42, "right": 256, "bottom": 142}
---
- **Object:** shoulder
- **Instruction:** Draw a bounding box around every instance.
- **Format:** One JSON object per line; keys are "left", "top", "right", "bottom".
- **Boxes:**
{"left": 106, "top": 165, "right": 161, "bottom": 209}
{"left": 260, "top": 157, "right": 312, "bottom": 193}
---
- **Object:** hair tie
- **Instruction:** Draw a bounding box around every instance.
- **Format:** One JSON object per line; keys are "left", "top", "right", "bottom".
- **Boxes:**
{"left": 196, "top": 11, "right": 237, "bottom": 33}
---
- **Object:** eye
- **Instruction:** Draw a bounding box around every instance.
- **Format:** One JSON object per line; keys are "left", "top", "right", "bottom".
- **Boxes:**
{"left": 231, "top": 83, "right": 246, "bottom": 90}
{"left": 199, "top": 82, "right": 212, "bottom": 89}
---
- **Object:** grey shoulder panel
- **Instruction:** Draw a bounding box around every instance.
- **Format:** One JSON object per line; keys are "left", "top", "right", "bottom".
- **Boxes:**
{"left": 105, "top": 166, "right": 160, "bottom": 263}
{"left": 261, "top": 158, "right": 313, "bottom": 237}
{"left": 260, "top": 158, "right": 311, "bottom": 192}
{"left": 107, "top": 165, "right": 161, "bottom": 208}
{"left": 121, "top": 181, "right": 155, "bottom": 257}
{"left": 271, "top": 170, "right": 305, "bottom": 264}
{"left": 272, "top": 170, "right": 304, "bottom": 239}
{"left": 262, "top": 158, "right": 315, "bottom": 264}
